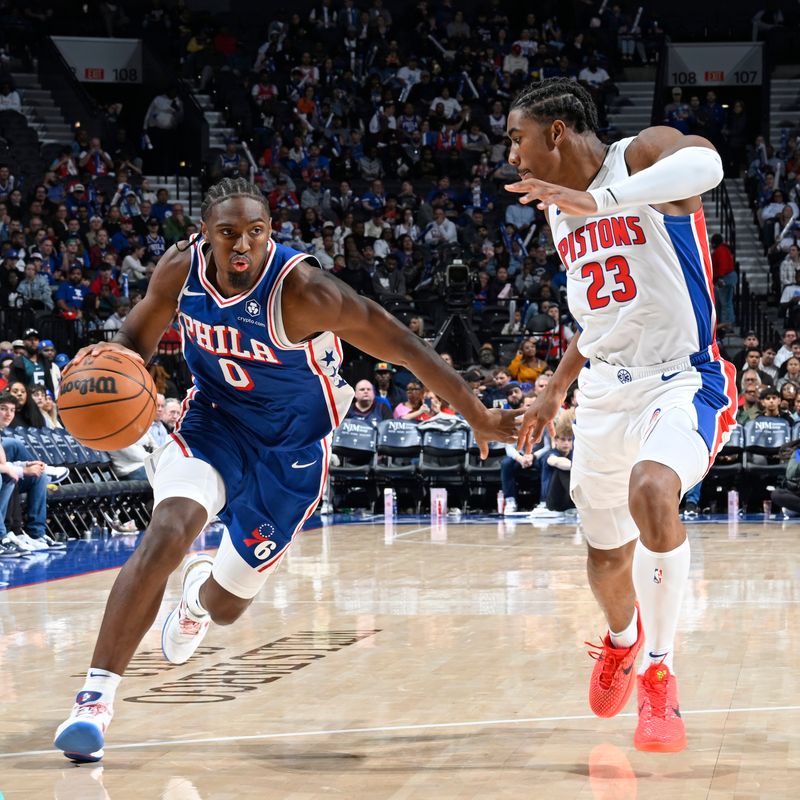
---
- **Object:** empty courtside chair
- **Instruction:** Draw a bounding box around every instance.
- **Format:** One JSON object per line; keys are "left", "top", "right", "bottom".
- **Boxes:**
{"left": 374, "top": 419, "right": 422, "bottom": 510}
{"left": 744, "top": 417, "right": 791, "bottom": 482}
{"left": 330, "top": 419, "right": 377, "bottom": 510}
{"left": 419, "top": 427, "right": 469, "bottom": 509}
{"left": 419, "top": 428, "right": 468, "bottom": 481}
{"left": 465, "top": 431, "right": 506, "bottom": 507}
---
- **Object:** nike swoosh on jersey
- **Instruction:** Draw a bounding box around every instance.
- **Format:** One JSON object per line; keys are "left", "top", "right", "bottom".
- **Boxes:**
{"left": 660, "top": 371, "right": 680, "bottom": 381}
{"left": 182, "top": 289, "right": 206, "bottom": 297}
{"left": 291, "top": 460, "right": 317, "bottom": 469}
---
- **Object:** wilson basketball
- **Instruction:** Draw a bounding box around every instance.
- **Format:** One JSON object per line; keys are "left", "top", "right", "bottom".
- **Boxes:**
{"left": 58, "top": 350, "right": 158, "bottom": 451}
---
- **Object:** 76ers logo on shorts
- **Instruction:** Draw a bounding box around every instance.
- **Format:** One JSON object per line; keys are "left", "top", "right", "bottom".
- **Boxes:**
{"left": 245, "top": 299, "right": 261, "bottom": 317}
{"left": 653, "top": 568, "right": 663, "bottom": 584}
{"left": 244, "top": 522, "right": 277, "bottom": 560}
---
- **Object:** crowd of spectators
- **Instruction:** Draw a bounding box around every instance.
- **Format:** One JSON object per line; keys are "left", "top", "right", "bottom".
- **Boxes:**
{"left": 3, "top": 1, "right": 800, "bottom": 519}
{"left": 740, "top": 131, "right": 800, "bottom": 306}
{"left": 0, "top": 1, "right": 650, "bottom": 421}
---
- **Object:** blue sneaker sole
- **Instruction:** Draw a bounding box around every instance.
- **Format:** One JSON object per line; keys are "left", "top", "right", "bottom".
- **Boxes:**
{"left": 55, "top": 721, "right": 104, "bottom": 759}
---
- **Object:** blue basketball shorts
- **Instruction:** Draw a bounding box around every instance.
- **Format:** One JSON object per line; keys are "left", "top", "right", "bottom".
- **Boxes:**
{"left": 145, "top": 399, "right": 330, "bottom": 598}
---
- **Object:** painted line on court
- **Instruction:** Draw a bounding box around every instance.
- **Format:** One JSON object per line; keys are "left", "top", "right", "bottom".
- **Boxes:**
{"left": 5, "top": 704, "right": 800, "bottom": 760}
{"left": 390, "top": 526, "right": 431, "bottom": 539}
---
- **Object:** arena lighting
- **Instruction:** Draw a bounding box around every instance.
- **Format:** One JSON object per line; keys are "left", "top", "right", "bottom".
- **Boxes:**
{"left": 73, "top": 121, "right": 80, "bottom": 128}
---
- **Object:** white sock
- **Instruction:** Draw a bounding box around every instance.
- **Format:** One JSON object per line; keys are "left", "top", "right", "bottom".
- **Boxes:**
{"left": 185, "top": 566, "right": 211, "bottom": 619}
{"left": 633, "top": 538, "right": 690, "bottom": 674}
{"left": 609, "top": 606, "right": 639, "bottom": 649}
{"left": 80, "top": 668, "right": 122, "bottom": 705}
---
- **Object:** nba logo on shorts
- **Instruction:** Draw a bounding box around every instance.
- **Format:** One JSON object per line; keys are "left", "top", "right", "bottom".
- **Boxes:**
{"left": 653, "top": 568, "right": 663, "bottom": 584}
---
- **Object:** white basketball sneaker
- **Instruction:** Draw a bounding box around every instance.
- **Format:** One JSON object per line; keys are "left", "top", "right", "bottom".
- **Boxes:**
{"left": 54, "top": 691, "right": 113, "bottom": 763}
{"left": 161, "top": 554, "right": 214, "bottom": 665}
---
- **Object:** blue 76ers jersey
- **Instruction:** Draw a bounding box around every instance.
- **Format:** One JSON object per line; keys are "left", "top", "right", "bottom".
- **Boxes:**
{"left": 176, "top": 235, "right": 354, "bottom": 450}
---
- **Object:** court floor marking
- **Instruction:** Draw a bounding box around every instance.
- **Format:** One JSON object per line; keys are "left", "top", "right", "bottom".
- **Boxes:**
{"left": 4, "top": 704, "right": 800, "bottom": 760}
{"left": 390, "top": 526, "right": 432, "bottom": 539}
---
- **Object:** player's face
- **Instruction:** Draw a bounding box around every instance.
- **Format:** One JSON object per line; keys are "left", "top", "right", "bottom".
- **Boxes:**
{"left": 202, "top": 197, "right": 273, "bottom": 291}
{"left": 506, "top": 109, "right": 563, "bottom": 184}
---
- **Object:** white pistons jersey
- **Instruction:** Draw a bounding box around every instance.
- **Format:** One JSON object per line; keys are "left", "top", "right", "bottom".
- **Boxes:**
{"left": 548, "top": 136, "right": 717, "bottom": 367}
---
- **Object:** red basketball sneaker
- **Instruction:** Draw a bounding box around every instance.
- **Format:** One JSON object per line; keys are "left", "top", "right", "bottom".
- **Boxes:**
{"left": 586, "top": 603, "right": 643, "bottom": 718}
{"left": 634, "top": 663, "right": 687, "bottom": 752}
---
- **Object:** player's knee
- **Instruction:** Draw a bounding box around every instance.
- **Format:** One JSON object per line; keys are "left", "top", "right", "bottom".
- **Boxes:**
{"left": 587, "top": 543, "right": 631, "bottom": 574}
{"left": 139, "top": 505, "right": 206, "bottom": 566}
{"left": 136, "top": 522, "right": 190, "bottom": 569}
{"left": 628, "top": 462, "right": 680, "bottom": 519}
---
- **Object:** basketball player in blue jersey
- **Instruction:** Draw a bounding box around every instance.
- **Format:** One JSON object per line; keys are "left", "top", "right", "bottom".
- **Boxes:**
{"left": 54, "top": 178, "right": 521, "bottom": 762}
{"left": 505, "top": 79, "right": 735, "bottom": 752}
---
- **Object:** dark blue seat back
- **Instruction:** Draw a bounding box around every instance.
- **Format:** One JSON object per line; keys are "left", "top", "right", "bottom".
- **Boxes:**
{"left": 421, "top": 429, "right": 468, "bottom": 457}
{"left": 744, "top": 417, "right": 791, "bottom": 452}
{"left": 376, "top": 419, "right": 422, "bottom": 456}
{"left": 333, "top": 419, "right": 377, "bottom": 458}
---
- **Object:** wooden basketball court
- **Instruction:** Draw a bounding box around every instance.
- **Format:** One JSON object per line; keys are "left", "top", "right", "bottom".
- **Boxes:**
{"left": 1, "top": 516, "right": 798, "bottom": 799}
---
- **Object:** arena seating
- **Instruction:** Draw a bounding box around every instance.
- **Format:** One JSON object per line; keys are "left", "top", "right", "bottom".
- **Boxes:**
{"left": 2, "top": 427, "right": 151, "bottom": 539}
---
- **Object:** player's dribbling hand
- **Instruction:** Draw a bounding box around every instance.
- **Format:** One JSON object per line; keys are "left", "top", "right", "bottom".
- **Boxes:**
{"left": 505, "top": 177, "right": 598, "bottom": 216}
{"left": 516, "top": 392, "right": 561, "bottom": 454}
{"left": 472, "top": 407, "right": 524, "bottom": 459}
{"left": 70, "top": 341, "right": 145, "bottom": 368}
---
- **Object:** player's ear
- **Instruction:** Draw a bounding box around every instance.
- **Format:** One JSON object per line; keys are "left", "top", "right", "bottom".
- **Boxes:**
{"left": 550, "top": 119, "right": 567, "bottom": 147}
{"left": 200, "top": 220, "right": 208, "bottom": 238}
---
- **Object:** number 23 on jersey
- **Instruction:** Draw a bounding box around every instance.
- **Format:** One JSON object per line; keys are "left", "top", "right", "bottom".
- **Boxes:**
{"left": 581, "top": 255, "right": 638, "bottom": 310}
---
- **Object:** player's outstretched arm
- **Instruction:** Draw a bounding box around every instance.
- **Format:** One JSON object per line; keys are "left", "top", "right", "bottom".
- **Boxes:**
{"left": 517, "top": 331, "right": 584, "bottom": 453}
{"left": 71, "top": 243, "right": 192, "bottom": 366}
{"left": 505, "top": 128, "right": 722, "bottom": 218}
{"left": 282, "top": 263, "right": 522, "bottom": 456}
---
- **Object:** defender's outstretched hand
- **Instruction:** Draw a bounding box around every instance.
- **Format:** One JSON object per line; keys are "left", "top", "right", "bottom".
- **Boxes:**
{"left": 471, "top": 407, "right": 524, "bottom": 459}
{"left": 506, "top": 177, "right": 599, "bottom": 216}
{"left": 516, "top": 391, "right": 561, "bottom": 454}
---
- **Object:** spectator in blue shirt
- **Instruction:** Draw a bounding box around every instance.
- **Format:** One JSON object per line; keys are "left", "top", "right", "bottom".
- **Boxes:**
{"left": 111, "top": 217, "right": 139, "bottom": 254}
{"left": 505, "top": 200, "right": 536, "bottom": 235}
{"left": 56, "top": 265, "right": 88, "bottom": 318}
{"left": 540, "top": 421, "right": 574, "bottom": 511}
{"left": 150, "top": 188, "right": 172, "bottom": 222}
{"left": 361, "top": 179, "right": 387, "bottom": 214}
{"left": 145, "top": 218, "right": 167, "bottom": 263}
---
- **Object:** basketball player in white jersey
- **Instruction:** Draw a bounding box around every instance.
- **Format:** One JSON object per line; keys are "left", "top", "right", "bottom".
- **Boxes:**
{"left": 506, "top": 78, "right": 736, "bottom": 752}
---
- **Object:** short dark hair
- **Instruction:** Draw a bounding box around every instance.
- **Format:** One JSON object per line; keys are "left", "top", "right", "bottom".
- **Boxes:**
{"left": 201, "top": 178, "right": 271, "bottom": 222}
{"left": 0, "top": 391, "right": 17, "bottom": 409}
{"left": 510, "top": 77, "right": 600, "bottom": 134}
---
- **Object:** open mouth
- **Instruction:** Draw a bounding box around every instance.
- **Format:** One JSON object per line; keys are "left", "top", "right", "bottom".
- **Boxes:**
{"left": 231, "top": 256, "right": 250, "bottom": 271}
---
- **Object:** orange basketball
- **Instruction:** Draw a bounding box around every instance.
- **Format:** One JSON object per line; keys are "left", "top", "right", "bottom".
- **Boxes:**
{"left": 58, "top": 350, "right": 158, "bottom": 451}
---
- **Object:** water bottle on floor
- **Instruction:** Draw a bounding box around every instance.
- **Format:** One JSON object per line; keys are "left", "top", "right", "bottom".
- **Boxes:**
{"left": 727, "top": 489, "right": 739, "bottom": 518}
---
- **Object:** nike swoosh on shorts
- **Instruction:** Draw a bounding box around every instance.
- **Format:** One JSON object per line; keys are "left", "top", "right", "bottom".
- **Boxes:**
{"left": 660, "top": 371, "right": 680, "bottom": 381}
{"left": 291, "top": 460, "right": 317, "bottom": 469}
